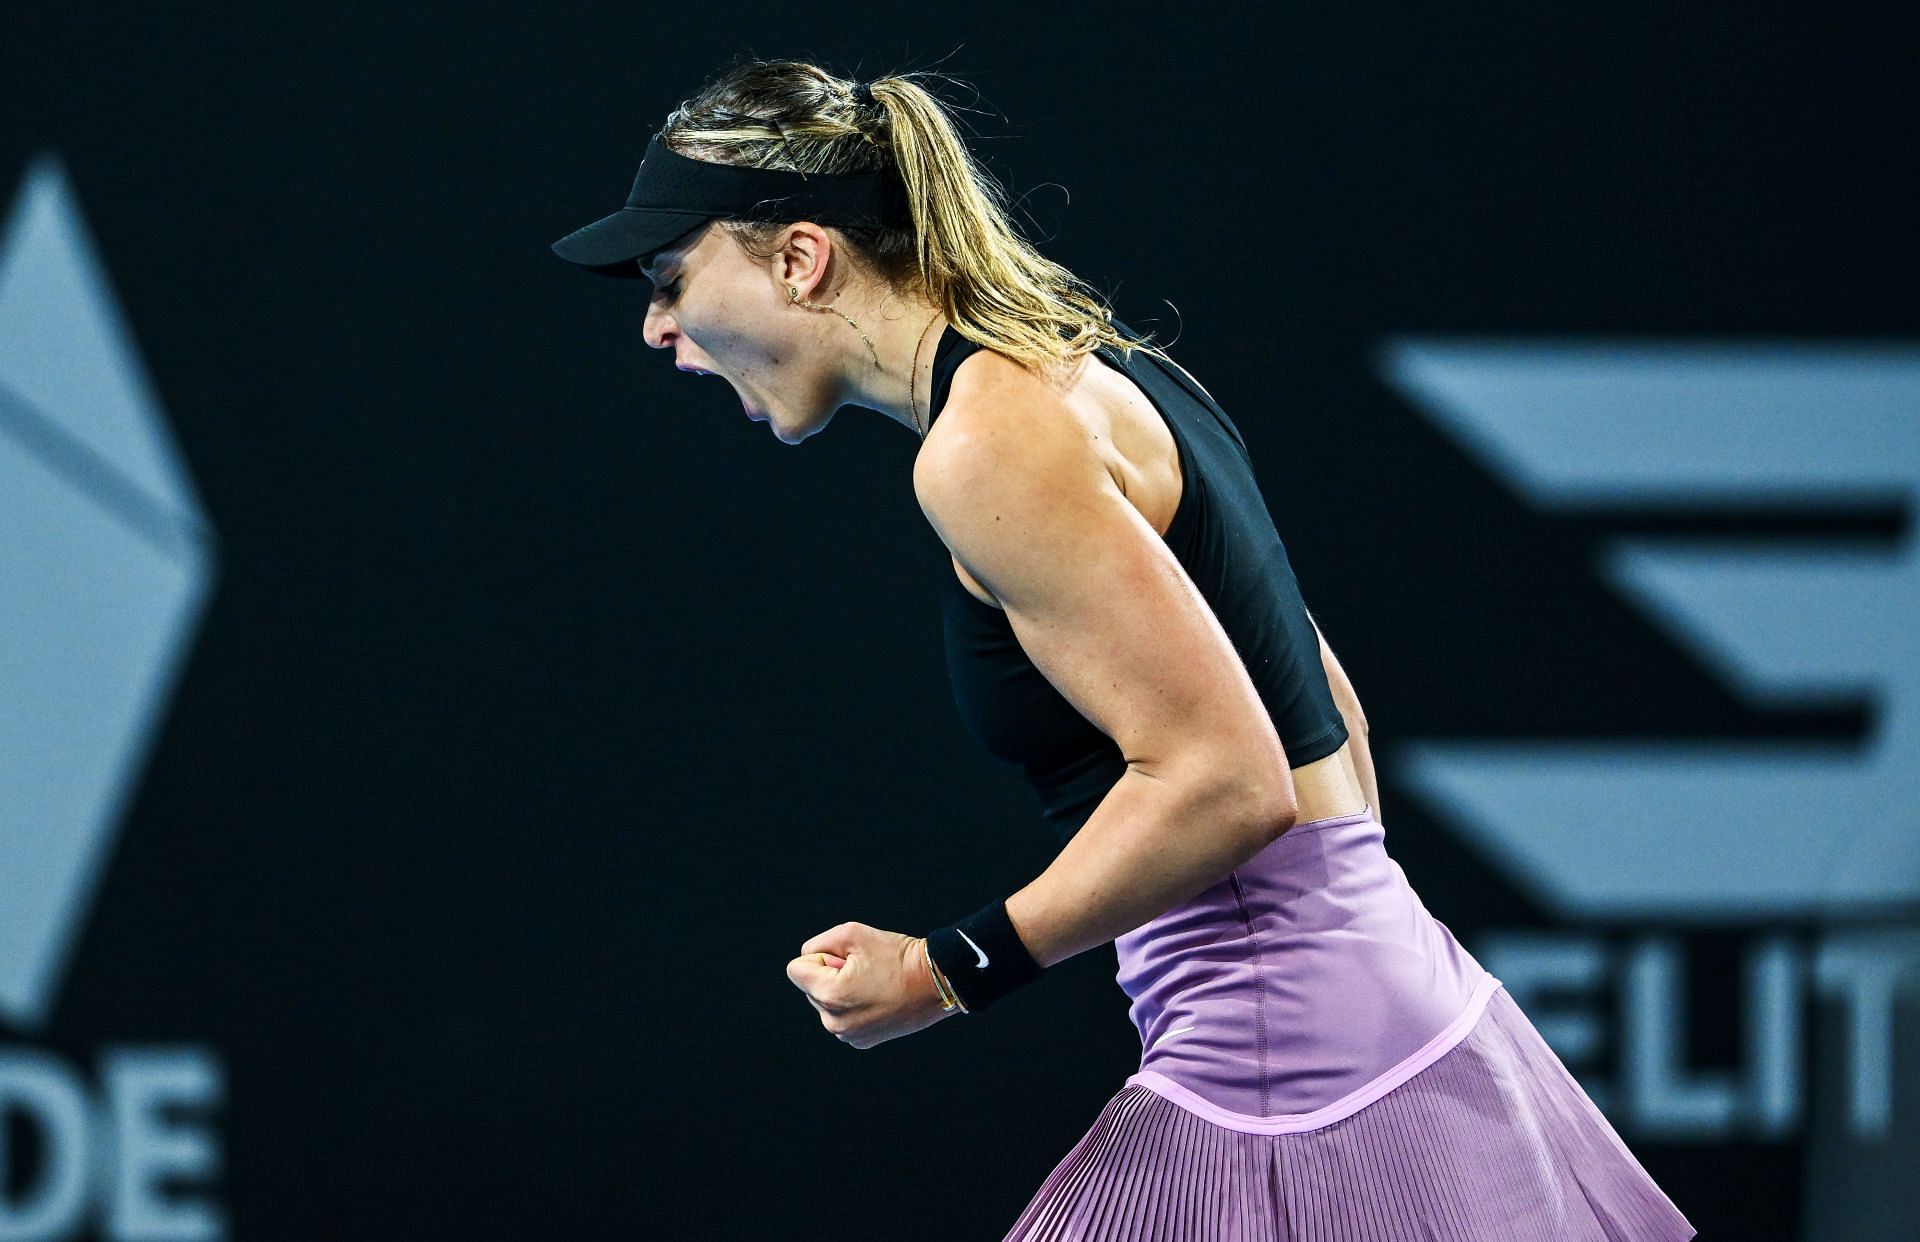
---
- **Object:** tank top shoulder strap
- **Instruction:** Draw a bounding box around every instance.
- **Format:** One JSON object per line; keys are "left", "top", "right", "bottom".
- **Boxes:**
{"left": 925, "top": 318, "right": 1249, "bottom": 459}
{"left": 925, "top": 324, "right": 983, "bottom": 430}
{"left": 1101, "top": 316, "right": 1251, "bottom": 457}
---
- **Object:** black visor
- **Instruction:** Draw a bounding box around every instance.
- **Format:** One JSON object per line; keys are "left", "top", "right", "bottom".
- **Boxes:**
{"left": 551, "top": 131, "right": 912, "bottom": 279}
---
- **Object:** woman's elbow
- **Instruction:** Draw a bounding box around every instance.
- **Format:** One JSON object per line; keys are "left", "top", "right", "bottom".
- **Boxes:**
{"left": 1155, "top": 745, "right": 1297, "bottom": 843}
{"left": 1235, "top": 774, "right": 1300, "bottom": 843}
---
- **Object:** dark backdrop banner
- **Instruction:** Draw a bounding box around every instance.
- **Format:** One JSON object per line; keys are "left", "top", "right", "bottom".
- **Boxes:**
{"left": 2, "top": 4, "right": 1914, "bottom": 1239}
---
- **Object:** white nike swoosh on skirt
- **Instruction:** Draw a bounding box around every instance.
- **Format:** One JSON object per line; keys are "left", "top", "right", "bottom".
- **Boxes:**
{"left": 958, "top": 929, "right": 990, "bottom": 968}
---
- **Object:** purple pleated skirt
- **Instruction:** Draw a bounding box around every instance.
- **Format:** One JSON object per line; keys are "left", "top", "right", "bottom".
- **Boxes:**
{"left": 1000, "top": 805, "right": 1695, "bottom": 1241}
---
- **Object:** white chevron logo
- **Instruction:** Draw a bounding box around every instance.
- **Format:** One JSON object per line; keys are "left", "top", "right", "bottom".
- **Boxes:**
{"left": 0, "top": 153, "right": 217, "bottom": 1033}
{"left": 1378, "top": 338, "right": 1919, "bottom": 921}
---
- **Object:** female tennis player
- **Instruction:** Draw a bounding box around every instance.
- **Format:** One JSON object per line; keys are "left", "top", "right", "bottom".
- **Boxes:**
{"left": 552, "top": 56, "right": 1696, "bottom": 1241}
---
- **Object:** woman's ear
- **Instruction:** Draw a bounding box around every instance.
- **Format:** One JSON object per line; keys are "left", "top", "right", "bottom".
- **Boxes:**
{"left": 773, "top": 222, "right": 834, "bottom": 299}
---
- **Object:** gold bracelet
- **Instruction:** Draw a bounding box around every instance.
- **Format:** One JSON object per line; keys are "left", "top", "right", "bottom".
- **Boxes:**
{"left": 923, "top": 938, "right": 960, "bottom": 1011}
{"left": 922, "top": 938, "right": 968, "bottom": 1013}
{"left": 921, "top": 938, "right": 951, "bottom": 1008}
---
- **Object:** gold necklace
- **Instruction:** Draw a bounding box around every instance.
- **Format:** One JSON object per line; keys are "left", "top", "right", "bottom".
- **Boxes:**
{"left": 788, "top": 283, "right": 941, "bottom": 439}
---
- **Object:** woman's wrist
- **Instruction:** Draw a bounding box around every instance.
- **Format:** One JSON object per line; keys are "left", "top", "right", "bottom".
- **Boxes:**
{"left": 924, "top": 899, "right": 1045, "bottom": 1014}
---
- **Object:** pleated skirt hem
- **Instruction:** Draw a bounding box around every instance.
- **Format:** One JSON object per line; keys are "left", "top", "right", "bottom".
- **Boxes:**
{"left": 999, "top": 986, "right": 1696, "bottom": 1241}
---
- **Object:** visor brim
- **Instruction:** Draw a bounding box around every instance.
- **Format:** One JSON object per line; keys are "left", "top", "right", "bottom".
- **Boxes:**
{"left": 550, "top": 208, "right": 716, "bottom": 279}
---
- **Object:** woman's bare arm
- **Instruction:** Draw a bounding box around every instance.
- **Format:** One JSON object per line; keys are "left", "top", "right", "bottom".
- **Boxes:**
{"left": 1308, "top": 613, "right": 1380, "bottom": 823}
{"left": 914, "top": 357, "right": 1298, "bottom": 971}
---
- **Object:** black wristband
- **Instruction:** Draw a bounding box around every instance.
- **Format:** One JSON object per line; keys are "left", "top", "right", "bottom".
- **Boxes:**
{"left": 925, "top": 898, "right": 1045, "bottom": 1014}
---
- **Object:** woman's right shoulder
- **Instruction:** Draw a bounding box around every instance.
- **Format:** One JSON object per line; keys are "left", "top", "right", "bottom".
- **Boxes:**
{"left": 913, "top": 349, "right": 1097, "bottom": 509}
{"left": 911, "top": 351, "right": 1116, "bottom": 558}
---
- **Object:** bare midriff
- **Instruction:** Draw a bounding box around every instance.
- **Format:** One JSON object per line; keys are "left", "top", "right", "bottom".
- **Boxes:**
{"left": 946, "top": 352, "right": 1371, "bottom": 827}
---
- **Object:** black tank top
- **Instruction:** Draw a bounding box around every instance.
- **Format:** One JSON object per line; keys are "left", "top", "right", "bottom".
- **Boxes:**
{"left": 928, "top": 319, "right": 1349, "bottom": 844}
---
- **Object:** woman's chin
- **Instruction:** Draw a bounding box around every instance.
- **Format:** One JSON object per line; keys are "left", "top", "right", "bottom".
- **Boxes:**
{"left": 748, "top": 402, "right": 831, "bottom": 445}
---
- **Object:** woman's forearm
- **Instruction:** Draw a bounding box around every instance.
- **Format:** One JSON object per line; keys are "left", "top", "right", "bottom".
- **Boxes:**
{"left": 1002, "top": 765, "right": 1285, "bottom": 971}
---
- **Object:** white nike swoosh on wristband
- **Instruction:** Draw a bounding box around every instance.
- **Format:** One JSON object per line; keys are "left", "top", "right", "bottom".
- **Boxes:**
{"left": 957, "top": 929, "right": 990, "bottom": 968}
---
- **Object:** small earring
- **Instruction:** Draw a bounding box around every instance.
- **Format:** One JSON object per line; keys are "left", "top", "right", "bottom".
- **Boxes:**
{"left": 788, "top": 285, "right": 799, "bottom": 301}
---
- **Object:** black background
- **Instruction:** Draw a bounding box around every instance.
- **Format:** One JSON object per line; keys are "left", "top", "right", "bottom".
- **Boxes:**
{"left": 4, "top": 3, "right": 1915, "bottom": 1238}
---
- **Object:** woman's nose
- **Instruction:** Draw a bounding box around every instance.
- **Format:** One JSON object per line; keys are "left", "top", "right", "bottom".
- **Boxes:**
{"left": 642, "top": 303, "right": 676, "bottom": 350}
